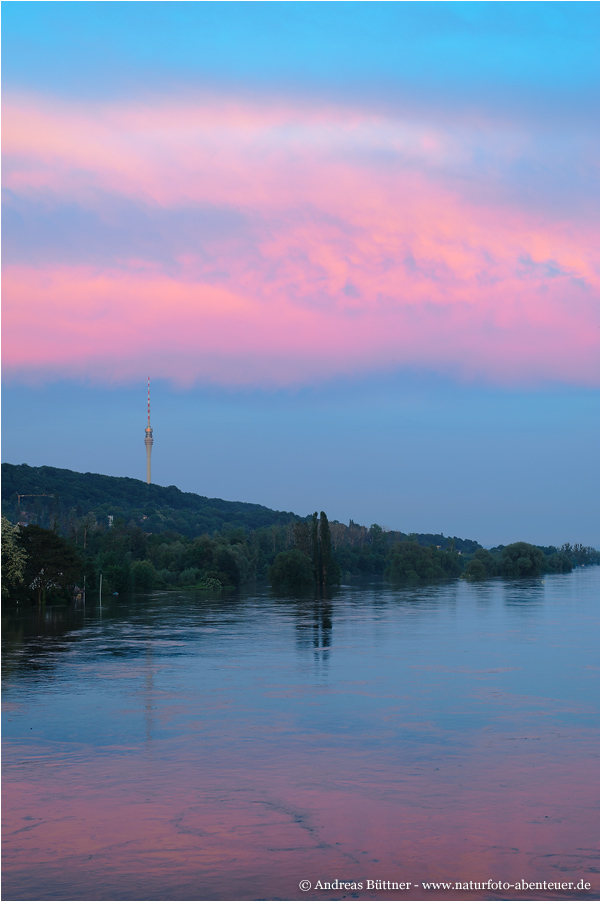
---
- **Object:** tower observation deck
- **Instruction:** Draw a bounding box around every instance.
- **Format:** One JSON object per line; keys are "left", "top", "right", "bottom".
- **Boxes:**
{"left": 145, "top": 377, "right": 153, "bottom": 484}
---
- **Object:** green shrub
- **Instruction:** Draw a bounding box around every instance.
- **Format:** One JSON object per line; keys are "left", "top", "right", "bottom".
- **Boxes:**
{"left": 268, "top": 549, "right": 315, "bottom": 592}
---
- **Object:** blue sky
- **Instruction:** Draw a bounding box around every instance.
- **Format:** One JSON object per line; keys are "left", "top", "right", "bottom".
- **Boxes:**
{"left": 3, "top": 376, "right": 598, "bottom": 547}
{"left": 3, "top": 2, "right": 597, "bottom": 101}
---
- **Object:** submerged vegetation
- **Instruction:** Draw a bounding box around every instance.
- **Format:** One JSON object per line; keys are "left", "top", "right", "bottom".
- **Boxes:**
{"left": 1, "top": 464, "right": 598, "bottom": 604}
{"left": 269, "top": 512, "right": 341, "bottom": 592}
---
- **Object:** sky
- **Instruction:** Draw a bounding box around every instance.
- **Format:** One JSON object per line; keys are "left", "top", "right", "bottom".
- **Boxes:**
{"left": 2, "top": 1, "right": 599, "bottom": 547}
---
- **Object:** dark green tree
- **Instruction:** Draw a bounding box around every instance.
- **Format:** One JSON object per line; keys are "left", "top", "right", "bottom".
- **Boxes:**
{"left": 558, "top": 543, "right": 599, "bottom": 566}
{"left": 311, "top": 512, "right": 320, "bottom": 585}
{"left": 385, "top": 542, "right": 461, "bottom": 582}
{"left": 268, "top": 549, "right": 315, "bottom": 592}
{"left": 318, "top": 511, "right": 340, "bottom": 589}
{"left": 463, "top": 558, "right": 487, "bottom": 581}
{"left": 461, "top": 548, "right": 498, "bottom": 580}
{"left": 473, "top": 548, "right": 498, "bottom": 576}
{"left": 501, "top": 542, "right": 545, "bottom": 578}
{"left": 131, "top": 560, "right": 157, "bottom": 591}
{"left": 99, "top": 554, "right": 132, "bottom": 594}
{"left": 1, "top": 517, "right": 27, "bottom": 600}
{"left": 272, "top": 511, "right": 339, "bottom": 592}
{"left": 544, "top": 552, "right": 573, "bottom": 574}
{"left": 214, "top": 545, "right": 246, "bottom": 587}
{"left": 293, "top": 520, "right": 312, "bottom": 558}
{"left": 17, "top": 524, "right": 82, "bottom": 604}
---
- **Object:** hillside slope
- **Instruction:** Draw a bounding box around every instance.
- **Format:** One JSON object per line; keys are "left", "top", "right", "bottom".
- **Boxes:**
{"left": 1, "top": 463, "right": 300, "bottom": 537}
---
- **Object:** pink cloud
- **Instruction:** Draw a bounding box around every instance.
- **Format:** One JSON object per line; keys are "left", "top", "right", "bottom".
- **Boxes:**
{"left": 2, "top": 93, "right": 598, "bottom": 388}
{"left": 3, "top": 262, "right": 596, "bottom": 388}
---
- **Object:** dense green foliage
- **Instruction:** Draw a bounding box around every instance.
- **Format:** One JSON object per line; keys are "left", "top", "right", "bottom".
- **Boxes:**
{"left": 461, "top": 542, "right": 598, "bottom": 581}
{"left": 385, "top": 542, "right": 462, "bottom": 582}
{"left": 14, "top": 525, "right": 82, "bottom": 604}
{"left": 556, "top": 543, "right": 600, "bottom": 567}
{"left": 268, "top": 549, "right": 315, "bottom": 592}
{"left": 500, "top": 542, "right": 546, "bottom": 577}
{"left": 2, "top": 463, "right": 299, "bottom": 537}
{"left": 1, "top": 517, "right": 26, "bottom": 599}
{"left": 2, "top": 462, "right": 598, "bottom": 604}
{"left": 269, "top": 511, "right": 341, "bottom": 592}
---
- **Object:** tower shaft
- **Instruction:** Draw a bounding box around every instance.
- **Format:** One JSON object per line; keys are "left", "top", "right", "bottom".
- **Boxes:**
{"left": 145, "top": 434, "right": 153, "bottom": 483}
{"left": 145, "top": 377, "right": 153, "bottom": 484}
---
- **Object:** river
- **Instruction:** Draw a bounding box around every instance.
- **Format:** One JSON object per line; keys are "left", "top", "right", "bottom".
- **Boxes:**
{"left": 2, "top": 569, "right": 599, "bottom": 901}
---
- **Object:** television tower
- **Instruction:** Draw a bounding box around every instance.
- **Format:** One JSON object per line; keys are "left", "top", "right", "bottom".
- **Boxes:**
{"left": 144, "top": 377, "right": 153, "bottom": 484}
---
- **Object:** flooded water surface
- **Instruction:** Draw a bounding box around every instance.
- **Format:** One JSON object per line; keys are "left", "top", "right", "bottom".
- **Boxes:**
{"left": 2, "top": 569, "right": 599, "bottom": 901}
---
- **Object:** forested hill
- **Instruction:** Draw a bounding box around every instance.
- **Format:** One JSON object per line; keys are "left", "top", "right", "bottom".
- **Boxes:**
{"left": 3, "top": 463, "right": 598, "bottom": 600}
{"left": 1, "top": 463, "right": 300, "bottom": 537}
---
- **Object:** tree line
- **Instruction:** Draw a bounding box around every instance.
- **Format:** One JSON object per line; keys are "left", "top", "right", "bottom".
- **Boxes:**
{"left": 2, "top": 510, "right": 598, "bottom": 606}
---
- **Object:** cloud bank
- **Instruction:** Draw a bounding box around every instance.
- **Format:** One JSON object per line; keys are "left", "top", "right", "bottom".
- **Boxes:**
{"left": 3, "top": 93, "right": 598, "bottom": 388}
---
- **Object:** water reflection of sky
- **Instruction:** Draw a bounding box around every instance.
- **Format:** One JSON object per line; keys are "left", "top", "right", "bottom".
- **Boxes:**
{"left": 2, "top": 569, "right": 599, "bottom": 900}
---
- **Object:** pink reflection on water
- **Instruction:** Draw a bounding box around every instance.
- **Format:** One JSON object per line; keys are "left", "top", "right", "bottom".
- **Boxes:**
{"left": 3, "top": 730, "right": 598, "bottom": 901}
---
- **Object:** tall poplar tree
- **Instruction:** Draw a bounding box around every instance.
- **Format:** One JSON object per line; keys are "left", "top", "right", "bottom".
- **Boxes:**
{"left": 319, "top": 511, "right": 333, "bottom": 589}
{"left": 311, "top": 512, "right": 320, "bottom": 586}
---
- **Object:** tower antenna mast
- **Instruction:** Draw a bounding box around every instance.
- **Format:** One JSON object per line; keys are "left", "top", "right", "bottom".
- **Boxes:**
{"left": 144, "top": 377, "right": 154, "bottom": 484}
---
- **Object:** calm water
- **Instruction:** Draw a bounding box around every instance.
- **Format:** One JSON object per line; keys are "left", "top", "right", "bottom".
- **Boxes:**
{"left": 2, "top": 570, "right": 599, "bottom": 902}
